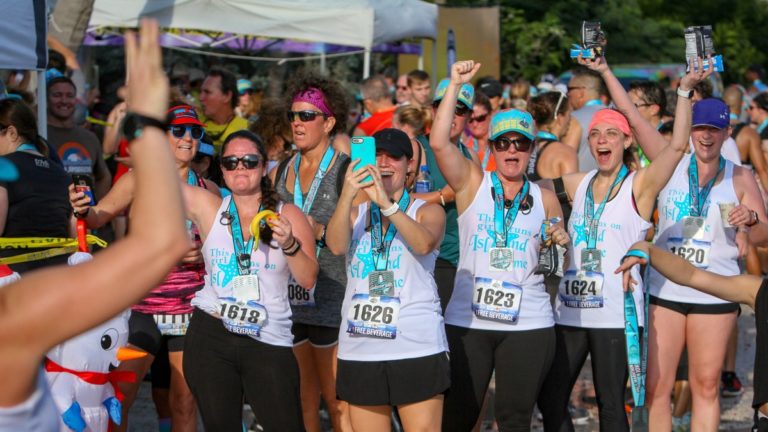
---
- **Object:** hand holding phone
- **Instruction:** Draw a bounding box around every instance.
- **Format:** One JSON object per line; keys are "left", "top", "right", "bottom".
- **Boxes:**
{"left": 72, "top": 174, "right": 96, "bottom": 206}
{"left": 350, "top": 136, "right": 376, "bottom": 183}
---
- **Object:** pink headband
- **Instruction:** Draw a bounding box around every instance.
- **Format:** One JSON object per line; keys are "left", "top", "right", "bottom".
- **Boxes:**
{"left": 589, "top": 109, "right": 631, "bottom": 136}
{"left": 292, "top": 87, "right": 333, "bottom": 117}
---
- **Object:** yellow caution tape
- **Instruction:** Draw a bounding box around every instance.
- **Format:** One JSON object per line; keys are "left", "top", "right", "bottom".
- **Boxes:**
{"left": 249, "top": 210, "right": 278, "bottom": 247}
{"left": 0, "top": 235, "right": 108, "bottom": 264}
{"left": 86, "top": 116, "right": 113, "bottom": 127}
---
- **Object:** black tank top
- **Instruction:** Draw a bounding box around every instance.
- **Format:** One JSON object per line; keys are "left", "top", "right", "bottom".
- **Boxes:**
{"left": 526, "top": 138, "right": 556, "bottom": 182}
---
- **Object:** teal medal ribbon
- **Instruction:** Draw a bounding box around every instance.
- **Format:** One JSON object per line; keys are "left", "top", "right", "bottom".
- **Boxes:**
{"left": 293, "top": 146, "right": 335, "bottom": 213}
{"left": 688, "top": 154, "right": 724, "bottom": 217}
{"left": 757, "top": 119, "right": 768, "bottom": 136}
{"left": 584, "top": 165, "right": 628, "bottom": 250}
{"left": 227, "top": 198, "right": 261, "bottom": 276}
{"left": 370, "top": 190, "right": 410, "bottom": 272}
{"left": 490, "top": 174, "right": 529, "bottom": 248}
{"left": 624, "top": 255, "right": 650, "bottom": 409}
{"left": 584, "top": 99, "right": 603, "bottom": 107}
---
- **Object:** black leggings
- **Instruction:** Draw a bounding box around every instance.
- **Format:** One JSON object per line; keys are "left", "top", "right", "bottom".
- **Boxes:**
{"left": 183, "top": 309, "right": 304, "bottom": 431}
{"left": 538, "top": 325, "right": 632, "bottom": 432}
{"left": 443, "top": 325, "right": 555, "bottom": 432}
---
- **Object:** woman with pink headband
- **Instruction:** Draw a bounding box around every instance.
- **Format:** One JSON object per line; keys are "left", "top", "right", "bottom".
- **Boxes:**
{"left": 536, "top": 62, "right": 712, "bottom": 431}
{"left": 270, "top": 74, "right": 353, "bottom": 432}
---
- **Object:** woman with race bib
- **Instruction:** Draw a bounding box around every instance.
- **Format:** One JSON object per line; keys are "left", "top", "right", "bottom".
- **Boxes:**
{"left": 326, "top": 128, "right": 448, "bottom": 431}
{"left": 434, "top": 61, "right": 570, "bottom": 431}
{"left": 182, "top": 130, "right": 317, "bottom": 431}
{"left": 270, "top": 74, "right": 352, "bottom": 432}
{"left": 581, "top": 55, "right": 768, "bottom": 430}
{"left": 536, "top": 59, "right": 711, "bottom": 431}
{"left": 70, "top": 103, "right": 219, "bottom": 432}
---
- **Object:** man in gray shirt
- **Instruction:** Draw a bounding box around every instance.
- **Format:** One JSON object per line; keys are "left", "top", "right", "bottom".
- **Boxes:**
{"left": 562, "top": 67, "right": 609, "bottom": 172}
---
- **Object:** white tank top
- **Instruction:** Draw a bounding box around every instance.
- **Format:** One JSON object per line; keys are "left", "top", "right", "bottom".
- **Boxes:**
{"left": 445, "top": 172, "right": 554, "bottom": 331}
{"left": 338, "top": 200, "right": 448, "bottom": 361}
{"left": 0, "top": 370, "right": 59, "bottom": 432}
{"left": 649, "top": 157, "right": 740, "bottom": 304}
{"left": 192, "top": 196, "right": 294, "bottom": 347}
{"left": 555, "top": 171, "right": 651, "bottom": 328}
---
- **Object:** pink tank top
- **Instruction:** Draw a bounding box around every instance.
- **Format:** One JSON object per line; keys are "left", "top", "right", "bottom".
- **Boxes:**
{"left": 132, "top": 172, "right": 207, "bottom": 315}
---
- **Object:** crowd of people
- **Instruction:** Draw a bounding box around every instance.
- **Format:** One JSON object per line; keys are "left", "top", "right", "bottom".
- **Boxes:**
{"left": 2, "top": 17, "right": 768, "bottom": 432}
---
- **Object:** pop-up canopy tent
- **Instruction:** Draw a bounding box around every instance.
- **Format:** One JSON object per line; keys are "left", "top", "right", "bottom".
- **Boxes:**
{"left": 86, "top": 0, "right": 438, "bottom": 76}
{"left": 0, "top": 0, "right": 49, "bottom": 135}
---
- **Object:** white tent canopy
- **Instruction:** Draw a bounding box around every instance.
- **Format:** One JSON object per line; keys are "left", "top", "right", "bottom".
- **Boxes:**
{"left": 88, "top": 0, "right": 437, "bottom": 50}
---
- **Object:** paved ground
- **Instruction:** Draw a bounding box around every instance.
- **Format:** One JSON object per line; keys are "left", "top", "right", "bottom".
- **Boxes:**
{"left": 127, "top": 305, "right": 758, "bottom": 431}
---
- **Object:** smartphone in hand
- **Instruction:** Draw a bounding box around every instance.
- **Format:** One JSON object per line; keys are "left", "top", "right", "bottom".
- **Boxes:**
{"left": 351, "top": 136, "right": 376, "bottom": 183}
{"left": 72, "top": 174, "right": 96, "bottom": 206}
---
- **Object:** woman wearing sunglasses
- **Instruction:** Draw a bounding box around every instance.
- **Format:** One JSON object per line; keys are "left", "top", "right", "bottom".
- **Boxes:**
{"left": 69, "top": 103, "right": 220, "bottom": 432}
{"left": 181, "top": 130, "right": 317, "bottom": 431}
{"left": 527, "top": 91, "right": 578, "bottom": 181}
{"left": 464, "top": 91, "right": 494, "bottom": 171}
{"left": 433, "top": 60, "right": 570, "bottom": 431}
{"left": 535, "top": 60, "right": 712, "bottom": 430}
{"left": 325, "top": 128, "right": 448, "bottom": 431}
{"left": 0, "top": 19, "right": 190, "bottom": 431}
{"left": 270, "top": 74, "right": 353, "bottom": 432}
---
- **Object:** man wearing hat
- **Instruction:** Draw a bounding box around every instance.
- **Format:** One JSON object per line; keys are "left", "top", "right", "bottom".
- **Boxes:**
{"left": 477, "top": 77, "right": 503, "bottom": 113}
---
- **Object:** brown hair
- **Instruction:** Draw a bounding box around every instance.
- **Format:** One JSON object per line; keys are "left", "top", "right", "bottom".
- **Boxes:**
{"left": 0, "top": 99, "right": 49, "bottom": 156}
{"left": 394, "top": 105, "right": 430, "bottom": 136}
{"left": 529, "top": 92, "right": 568, "bottom": 128}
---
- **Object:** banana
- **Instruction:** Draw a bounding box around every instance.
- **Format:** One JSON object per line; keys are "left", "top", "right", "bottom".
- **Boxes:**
{"left": 250, "top": 210, "right": 279, "bottom": 246}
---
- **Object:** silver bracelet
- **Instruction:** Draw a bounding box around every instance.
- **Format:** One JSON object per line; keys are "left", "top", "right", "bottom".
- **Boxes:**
{"left": 380, "top": 201, "right": 400, "bottom": 217}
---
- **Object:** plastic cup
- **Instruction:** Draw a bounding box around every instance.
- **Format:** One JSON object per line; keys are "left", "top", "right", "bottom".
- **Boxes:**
{"left": 719, "top": 202, "right": 736, "bottom": 228}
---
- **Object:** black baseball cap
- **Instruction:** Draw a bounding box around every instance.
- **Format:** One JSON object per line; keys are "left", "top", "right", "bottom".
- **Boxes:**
{"left": 373, "top": 128, "right": 413, "bottom": 159}
{"left": 479, "top": 78, "right": 503, "bottom": 99}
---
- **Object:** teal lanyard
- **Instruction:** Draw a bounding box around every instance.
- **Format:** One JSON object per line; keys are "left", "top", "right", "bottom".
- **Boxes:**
{"left": 227, "top": 198, "right": 261, "bottom": 276}
{"left": 185, "top": 170, "right": 197, "bottom": 231}
{"left": 536, "top": 131, "right": 557, "bottom": 141}
{"left": 584, "top": 165, "right": 628, "bottom": 250}
{"left": 584, "top": 99, "right": 602, "bottom": 107}
{"left": 293, "top": 147, "right": 335, "bottom": 213}
{"left": 490, "top": 174, "right": 529, "bottom": 248}
{"left": 758, "top": 119, "right": 768, "bottom": 135}
{"left": 16, "top": 143, "right": 37, "bottom": 152}
{"left": 688, "top": 154, "right": 724, "bottom": 217}
{"left": 624, "top": 272, "right": 649, "bottom": 407}
{"left": 370, "top": 191, "right": 410, "bottom": 271}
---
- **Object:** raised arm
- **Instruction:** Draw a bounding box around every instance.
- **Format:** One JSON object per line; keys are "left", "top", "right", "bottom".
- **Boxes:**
{"left": 0, "top": 19, "right": 190, "bottom": 366}
{"left": 633, "top": 59, "right": 712, "bottom": 219}
{"left": 616, "top": 241, "right": 761, "bottom": 308}
{"left": 430, "top": 61, "right": 484, "bottom": 211}
{"left": 70, "top": 169, "right": 135, "bottom": 229}
{"left": 578, "top": 55, "right": 669, "bottom": 161}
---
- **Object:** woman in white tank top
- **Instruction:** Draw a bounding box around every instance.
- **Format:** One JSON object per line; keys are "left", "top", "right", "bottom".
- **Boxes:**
{"left": 182, "top": 130, "right": 318, "bottom": 430}
{"left": 537, "top": 59, "right": 710, "bottom": 430}
{"left": 326, "top": 128, "right": 448, "bottom": 431}
{"left": 432, "top": 61, "right": 571, "bottom": 431}
{"left": 582, "top": 54, "right": 768, "bottom": 429}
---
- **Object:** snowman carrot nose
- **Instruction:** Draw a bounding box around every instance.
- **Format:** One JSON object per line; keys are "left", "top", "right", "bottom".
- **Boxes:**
{"left": 116, "top": 346, "right": 147, "bottom": 361}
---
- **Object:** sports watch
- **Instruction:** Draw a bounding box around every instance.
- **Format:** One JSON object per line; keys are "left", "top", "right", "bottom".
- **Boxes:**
{"left": 122, "top": 113, "right": 167, "bottom": 142}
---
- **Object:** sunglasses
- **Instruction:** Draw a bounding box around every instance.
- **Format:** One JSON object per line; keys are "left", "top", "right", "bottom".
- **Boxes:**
{"left": 469, "top": 113, "right": 489, "bottom": 123}
{"left": 491, "top": 136, "right": 532, "bottom": 153}
{"left": 287, "top": 110, "right": 327, "bottom": 123}
{"left": 432, "top": 102, "right": 470, "bottom": 117}
{"left": 220, "top": 154, "right": 262, "bottom": 171}
{"left": 169, "top": 125, "right": 204, "bottom": 140}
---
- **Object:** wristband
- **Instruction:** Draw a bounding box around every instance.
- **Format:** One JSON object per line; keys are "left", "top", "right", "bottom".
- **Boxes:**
{"left": 439, "top": 190, "right": 446, "bottom": 206}
{"left": 676, "top": 87, "right": 693, "bottom": 99}
{"left": 74, "top": 208, "right": 90, "bottom": 219}
{"left": 282, "top": 238, "right": 301, "bottom": 256}
{"left": 621, "top": 248, "right": 649, "bottom": 264}
{"left": 380, "top": 201, "right": 400, "bottom": 217}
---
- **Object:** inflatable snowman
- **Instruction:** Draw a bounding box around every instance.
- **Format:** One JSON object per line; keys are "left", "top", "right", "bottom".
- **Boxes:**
{"left": 43, "top": 252, "right": 145, "bottom": 432}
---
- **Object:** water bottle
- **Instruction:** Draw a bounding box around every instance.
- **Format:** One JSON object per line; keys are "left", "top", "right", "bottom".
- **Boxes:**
{"left": 415, "top": 166, "right": 432, "bottom": 193}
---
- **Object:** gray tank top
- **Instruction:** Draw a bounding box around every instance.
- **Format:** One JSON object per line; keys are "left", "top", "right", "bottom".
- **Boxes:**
{"left": 572, "top": 104, "right": 605, "bottom": 172}
{"left": 276, "top": 152, "right": 350, "bottom": 328}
